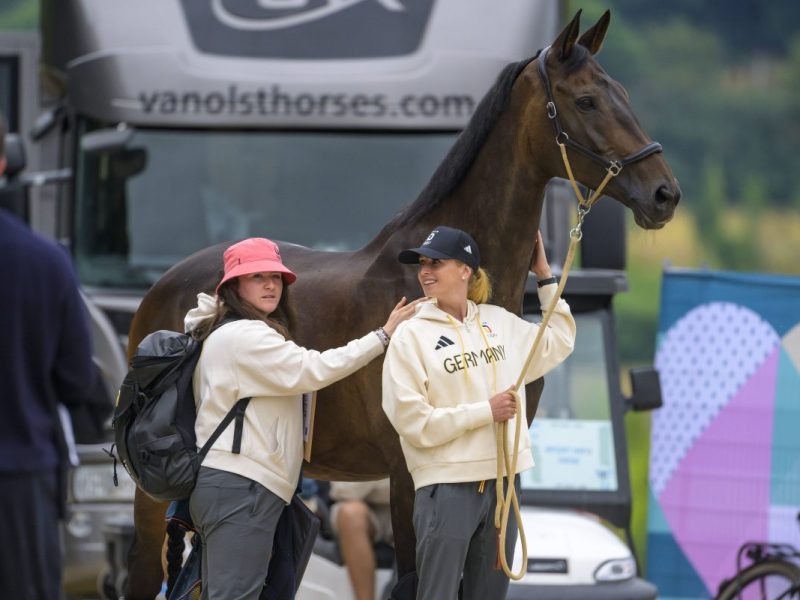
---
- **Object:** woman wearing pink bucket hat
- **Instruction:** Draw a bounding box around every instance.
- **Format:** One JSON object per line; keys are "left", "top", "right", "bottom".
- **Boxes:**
{"left": 182, "top": 237, "right": 424, "bottom": 599}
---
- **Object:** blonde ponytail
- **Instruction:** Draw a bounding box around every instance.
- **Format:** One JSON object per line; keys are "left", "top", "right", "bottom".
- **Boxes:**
{"left": 467, "top": 267, "right": 492, "bottom": 304}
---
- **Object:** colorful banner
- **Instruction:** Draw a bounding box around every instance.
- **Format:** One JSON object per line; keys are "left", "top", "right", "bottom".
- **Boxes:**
{"left": 647, "top": 269, "right": 800, "bottom": 599}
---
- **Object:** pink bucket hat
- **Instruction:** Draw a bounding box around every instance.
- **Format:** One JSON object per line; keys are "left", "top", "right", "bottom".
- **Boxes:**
{"left": 216, "top": 238, "right": 297, "bottom": 293}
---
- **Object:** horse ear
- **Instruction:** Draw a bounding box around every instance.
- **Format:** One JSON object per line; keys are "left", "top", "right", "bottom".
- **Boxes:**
{"left": 551, "top": 9, "right": 582, "bottom": 60}
{"left": 577, "top": 10, "right": 611, "bottom": 55}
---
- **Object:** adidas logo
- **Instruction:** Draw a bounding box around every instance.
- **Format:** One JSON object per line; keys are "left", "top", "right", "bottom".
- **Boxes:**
{"left": 464, "top": 245, "right": 472, "bottom": 254}
{"left": 434, "top": 335, "right": 455, "bottom": 350}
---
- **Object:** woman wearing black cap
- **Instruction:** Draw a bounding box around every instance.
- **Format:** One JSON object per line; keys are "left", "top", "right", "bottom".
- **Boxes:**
{"left": 382, "top": 226, "right": 576, "bottom": 599}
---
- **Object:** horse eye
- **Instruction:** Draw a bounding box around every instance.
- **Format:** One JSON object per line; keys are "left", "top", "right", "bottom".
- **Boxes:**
{"left": 576, "top": 96, "right": 596, "bottom": 111}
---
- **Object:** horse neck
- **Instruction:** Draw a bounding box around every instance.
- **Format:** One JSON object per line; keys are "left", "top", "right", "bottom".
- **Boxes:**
{"left": 381, "top": 106, "right": 552, "bottom": 311}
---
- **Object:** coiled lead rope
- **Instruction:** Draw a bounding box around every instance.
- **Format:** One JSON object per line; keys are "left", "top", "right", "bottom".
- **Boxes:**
{"left": 493, "top": 142, "right": 620, "bottom": 579}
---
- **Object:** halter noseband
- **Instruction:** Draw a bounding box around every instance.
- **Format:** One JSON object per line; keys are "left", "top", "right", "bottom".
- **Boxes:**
{"left": 537, "top": 46, "right": 663, "bottom": 174}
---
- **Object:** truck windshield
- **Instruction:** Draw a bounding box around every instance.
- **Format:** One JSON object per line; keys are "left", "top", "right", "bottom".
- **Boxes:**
{"left": 520, "top": 311, "right": 619, "bottom": 492}
{"left": 74, "top": 125, "right": 456, "bottom": 288}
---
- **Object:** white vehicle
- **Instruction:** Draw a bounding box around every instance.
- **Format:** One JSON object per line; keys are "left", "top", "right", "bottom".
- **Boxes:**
{"left": 0, "top": 1, "right": 659, "bottom": 598}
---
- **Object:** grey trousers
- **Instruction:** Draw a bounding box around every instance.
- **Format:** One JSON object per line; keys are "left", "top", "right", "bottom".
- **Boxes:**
{"left": 190, "top": 467, "right": 285, "bottom": 600}
{"left": 413, "top": 478, "right": 519, "bottom": 600}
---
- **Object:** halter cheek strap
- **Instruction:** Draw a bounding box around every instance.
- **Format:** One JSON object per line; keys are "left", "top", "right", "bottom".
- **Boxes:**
{"left": 537, "top": 45, "right": 663, "bottom": 173}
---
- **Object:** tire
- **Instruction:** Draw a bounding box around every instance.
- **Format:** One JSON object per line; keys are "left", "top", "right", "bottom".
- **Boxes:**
{"left": 716, "top": 559, "right": 800, "bottom": 600}
{"left": 96, "top": 568, "right": 117, "bottom": 600}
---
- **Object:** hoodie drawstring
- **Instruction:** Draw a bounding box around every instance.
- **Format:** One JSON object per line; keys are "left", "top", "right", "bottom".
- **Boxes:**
{"left": 445, "top": 314, "right": 471, "bottom": 390}
{"left": 444, "top": 313, "right": 498, "bottom": 393}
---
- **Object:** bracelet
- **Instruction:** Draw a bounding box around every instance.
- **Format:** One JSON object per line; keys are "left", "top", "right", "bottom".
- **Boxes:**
{"left": 536, "top": 276, "right": 558, "bottom": 288}
{"left": 374, "top": 327, "right": 390, "bottom": 348}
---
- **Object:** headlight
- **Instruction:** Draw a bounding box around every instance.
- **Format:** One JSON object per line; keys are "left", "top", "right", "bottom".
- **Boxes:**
{"left": 71, "top": 464, "right": 137, "bottom": 502}
{"left": 594, "top": 557, "right": 636, "bottom": 582}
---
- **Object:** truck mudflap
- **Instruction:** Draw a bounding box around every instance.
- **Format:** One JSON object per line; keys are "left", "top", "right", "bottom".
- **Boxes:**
{"left": 507, "top": 577, "right": 658, "bottom": 600}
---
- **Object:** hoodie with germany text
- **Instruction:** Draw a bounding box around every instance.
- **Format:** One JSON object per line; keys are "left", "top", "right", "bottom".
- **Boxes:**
{"left": 382, "top": 283, "right": 576, "bottom": 490}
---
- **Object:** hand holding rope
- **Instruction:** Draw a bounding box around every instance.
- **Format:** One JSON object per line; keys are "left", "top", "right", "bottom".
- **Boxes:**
{"left": 492, "top": 141, "right": 621, "bottom": 580}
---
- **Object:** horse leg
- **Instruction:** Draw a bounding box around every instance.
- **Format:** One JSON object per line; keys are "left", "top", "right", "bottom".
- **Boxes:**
{"left": 125, "top": 489, "right": 168, "bottom": 600}
{"left": 389, "top": 454, "right": 417, "bottom": 600}
{"left": 388, "top": 457, "right": 417, "bottom": 582}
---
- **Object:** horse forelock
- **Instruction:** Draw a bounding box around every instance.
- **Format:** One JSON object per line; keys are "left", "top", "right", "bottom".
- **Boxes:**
{"left": 384, "top": 51, "right": 542, "bottom": 232}
{"left": 560, "top": 43, "right": 591, "bottom": 75}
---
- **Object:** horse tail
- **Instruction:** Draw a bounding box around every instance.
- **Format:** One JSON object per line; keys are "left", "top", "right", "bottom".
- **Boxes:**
{"left": 165, "top": 519, "right": 186, "bottom": 597}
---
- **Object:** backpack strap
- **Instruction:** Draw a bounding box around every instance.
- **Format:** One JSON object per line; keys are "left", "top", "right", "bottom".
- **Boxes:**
{"left": 231, "top": 398, "right": 250, "bottom": 454}
{"left": 195, "top": 315, "right": 251, "bottom": 459}
{"left": 197, "top": 397, "right": 252, "bottom": 460}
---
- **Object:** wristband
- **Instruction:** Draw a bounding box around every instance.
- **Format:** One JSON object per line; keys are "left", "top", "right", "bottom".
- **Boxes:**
{"left": 536, "top": 276, "right": 558, "bottom": 288}
{"left": 374, "top": 327, "right": 390, "bottom": 348}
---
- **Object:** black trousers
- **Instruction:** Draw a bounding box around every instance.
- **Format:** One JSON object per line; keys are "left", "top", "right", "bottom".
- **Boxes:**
{"left": 0, "top": 469, "right": 64, "bottom": 600}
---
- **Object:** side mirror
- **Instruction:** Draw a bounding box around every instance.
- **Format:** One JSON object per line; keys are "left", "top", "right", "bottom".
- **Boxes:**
{"left": 3, "top": 133, "right": 27, "bottom": 178}
{"left": 109, "top": 148, "right": 147, "bottom": 180}
{"left": 30, "top": 104, "right": 66, "bottom": 141}
{"left": 81, "top": 126, "right": 135, "bottom": 155}
{"left": 625, "top": 367, "right": 663, "bottom": 412}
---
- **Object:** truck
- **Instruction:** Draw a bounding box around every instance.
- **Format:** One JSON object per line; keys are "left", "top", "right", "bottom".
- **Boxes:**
{"left": 1, "top": 1, "right": 661, "bottom": 598}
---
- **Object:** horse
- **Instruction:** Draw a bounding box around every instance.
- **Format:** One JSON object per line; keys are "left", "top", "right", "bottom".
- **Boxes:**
{"left": 124, "top": 9, "right": 680, "bottom": 599}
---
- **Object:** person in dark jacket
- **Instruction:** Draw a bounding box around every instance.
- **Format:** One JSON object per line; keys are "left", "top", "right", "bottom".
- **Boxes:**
{"left": 0, "top": 113, "right": 99, "bottom": 599}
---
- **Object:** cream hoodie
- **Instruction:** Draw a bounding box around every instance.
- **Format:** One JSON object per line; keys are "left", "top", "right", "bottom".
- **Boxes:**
{"left": 382, "top": 283, "right": 576, "bottom": 490}
{"left": 185, "top": 293, "right": 384, "bottom": 503}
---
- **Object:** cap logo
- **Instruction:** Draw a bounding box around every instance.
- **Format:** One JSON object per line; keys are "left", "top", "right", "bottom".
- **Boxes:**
{"left": 422, "top": 229, "right": 438, "bottom": 246}
{"left": 464, "top": 245, "right": 472, "bottom": 254}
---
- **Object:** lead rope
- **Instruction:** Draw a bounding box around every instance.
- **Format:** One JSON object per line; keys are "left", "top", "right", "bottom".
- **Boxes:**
{"left": 493, "top": 142, "right": 621, "bottom": 580}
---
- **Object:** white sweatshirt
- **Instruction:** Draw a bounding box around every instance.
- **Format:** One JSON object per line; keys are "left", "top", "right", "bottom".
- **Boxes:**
{"left": 184, "top": 293, "right": 384, "bottom": 503}
{"left": 382, "top": 284, "right": 576, "bottom": 490}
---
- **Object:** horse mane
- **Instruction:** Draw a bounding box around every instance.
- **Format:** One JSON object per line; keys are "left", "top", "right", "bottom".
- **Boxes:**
{"left": 384, "top": 51, "right": 541, "bottom": 231}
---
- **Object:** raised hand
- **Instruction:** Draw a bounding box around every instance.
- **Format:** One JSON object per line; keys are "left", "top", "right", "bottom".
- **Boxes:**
{"left": 530, "top": 230, "right": 553, "bottom": 280}
{"left": 382, "top": 296, "right": 428, "bottom": 337}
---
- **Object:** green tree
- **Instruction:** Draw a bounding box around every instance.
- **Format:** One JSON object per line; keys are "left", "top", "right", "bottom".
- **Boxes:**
{"left": 0, "top": 0, "right": 38, "bottom": 31}
{"left": 741, "top": 173, "right": 767, "bottom": 215}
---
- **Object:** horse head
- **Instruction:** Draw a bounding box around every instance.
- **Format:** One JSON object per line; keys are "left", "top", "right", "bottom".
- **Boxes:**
{"left": 518, "top": 10, "right": 680, "bottom": 229}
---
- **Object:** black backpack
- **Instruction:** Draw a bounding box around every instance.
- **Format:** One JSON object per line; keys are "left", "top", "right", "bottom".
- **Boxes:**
{"left": 113, "top": 323, "right": 250, "bottom": 502}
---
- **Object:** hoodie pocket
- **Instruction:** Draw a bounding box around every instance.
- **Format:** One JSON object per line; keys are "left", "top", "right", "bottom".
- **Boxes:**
{"left": 241, "top": 415, "right": 287, "bottom": 476}
{"left": 429, "top": 425, "right": 498, "bottom": 464}
{"left": 265, "top": 418, "right": 280, "bottom": 454}
{"left": 265, "top": 417, "right": 290, "bottom": 479}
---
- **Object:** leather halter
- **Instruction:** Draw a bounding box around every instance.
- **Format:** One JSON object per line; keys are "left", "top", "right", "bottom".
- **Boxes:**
{"left": 537, "top": 46, "right": 663, "bottom": 174}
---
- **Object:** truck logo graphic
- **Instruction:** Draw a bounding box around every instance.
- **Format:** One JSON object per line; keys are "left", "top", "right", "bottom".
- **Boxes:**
{"left": 212, "top": 0, "right": 406, "bottom": 31}
{"left": 180, "top": 0, "right": 436, "bottom": 59}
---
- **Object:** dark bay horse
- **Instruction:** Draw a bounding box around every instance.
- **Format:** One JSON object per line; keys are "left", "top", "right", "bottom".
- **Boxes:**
{"left": 125, "top": 10, "right": 680, "bottom": 599}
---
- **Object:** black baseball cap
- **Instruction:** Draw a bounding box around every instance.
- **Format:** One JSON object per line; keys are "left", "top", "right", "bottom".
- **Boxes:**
{"left": 398, "top": 226, "right": 480, "bottom": 271}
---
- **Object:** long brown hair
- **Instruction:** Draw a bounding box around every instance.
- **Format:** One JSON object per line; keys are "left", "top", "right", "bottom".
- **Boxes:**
{"left": 193, "top": 275, "right": 297, "bottom": 341}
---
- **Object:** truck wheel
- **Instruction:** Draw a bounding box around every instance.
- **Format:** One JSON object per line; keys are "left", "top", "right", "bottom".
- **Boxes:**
{"left": 97, "top": 569, "right": 117, "bottom": 600}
